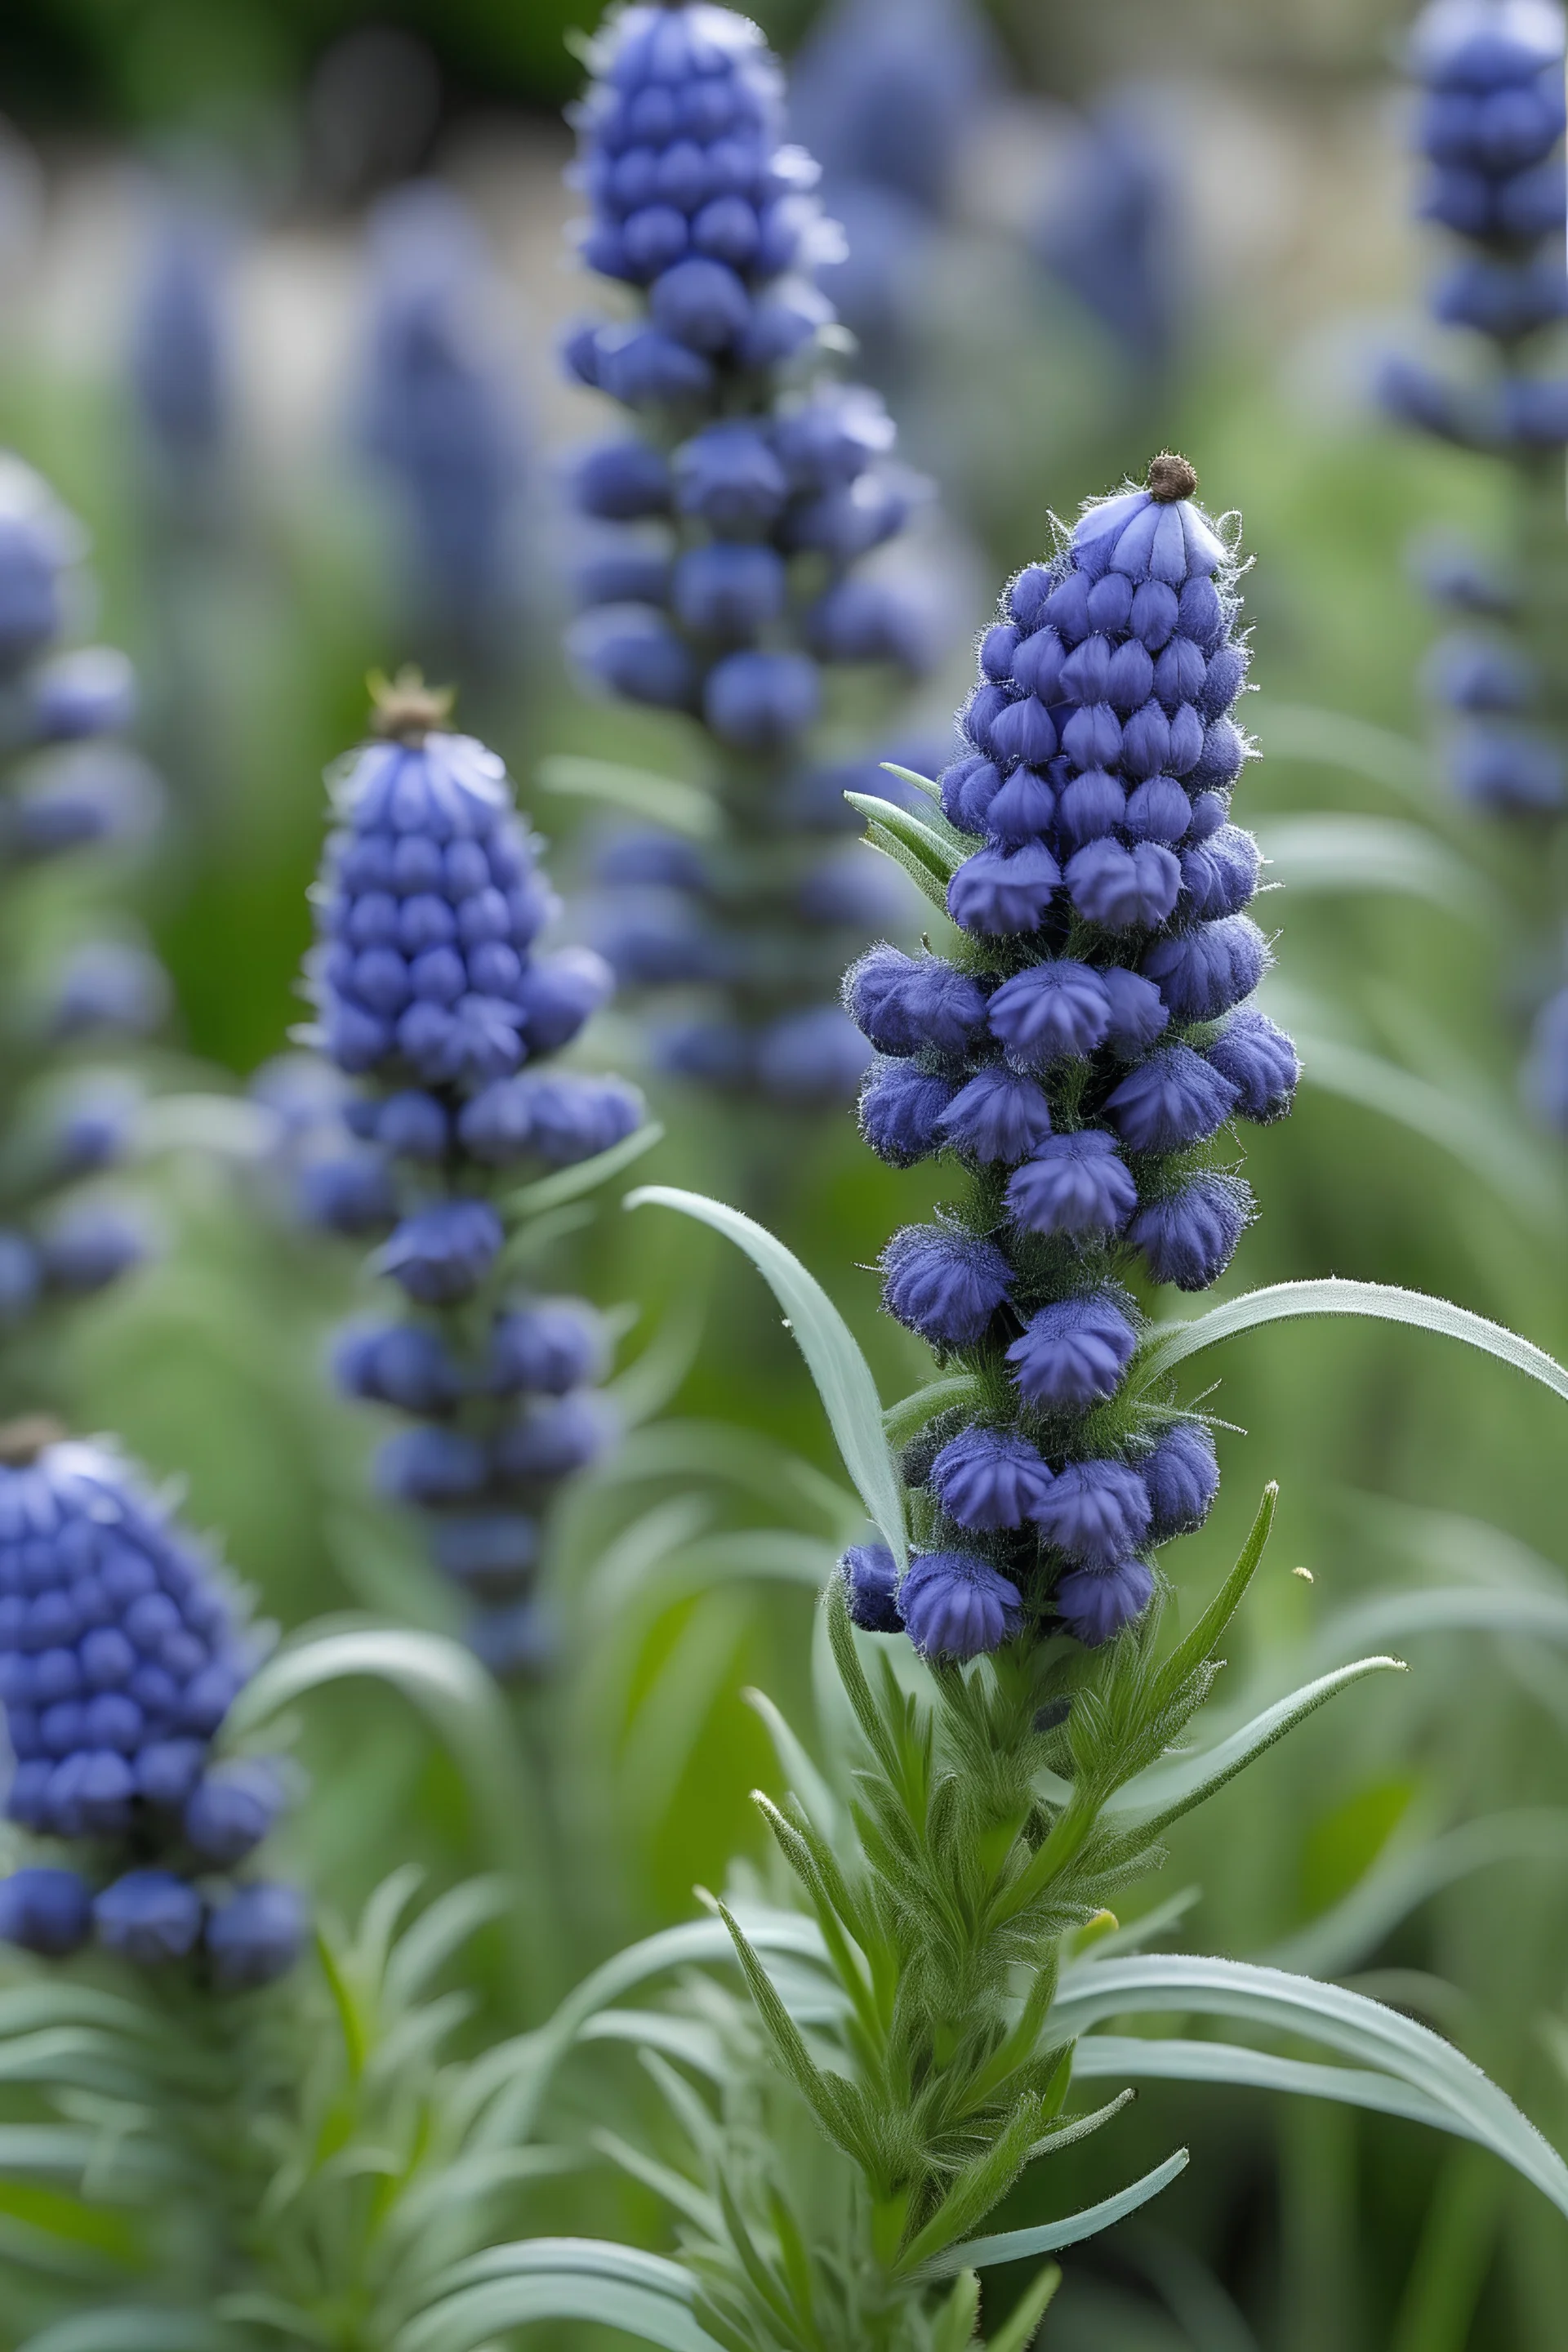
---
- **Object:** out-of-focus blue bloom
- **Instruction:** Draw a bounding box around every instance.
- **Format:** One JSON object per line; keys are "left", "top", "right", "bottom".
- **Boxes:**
{"left": 184, "top": 1759, "right": 283, "bottom": 1865}
{"left": 48, "top": 940, "right": 170, "bottom": 1041}
{"left": 1032, "top": 100, "right": 1182, "bottom": 380}
{"left": 358, "top": 183, "right": 524, "bottom": 635}
{"left": 1524, "top": 983, "right": 1568, "bottom": 1128}
{"left": 0, "top": 1865, "right": 92, "bottom": 1956}
{"left": 7, "top": 743, "right": 160, "bottom": 859}
{"left": 29, "top": 646, "right": 138, "bottom": 742}
{"left": 129, "top": 207, "right": 229, "bottom": 466}
{"left": 38, "top": 1202, "right": 149, "bottom": 1294}
{"left": 379, "top": 1199, "right": 503, "bottom": 1304}
{"left": 205, "top": 1882, "right": 309, "bottom": 1989}
{"left": 562, "top": 2, "right": 948, "bottom": 1102}
{"left": 95, "top": 1869, "right": 204, "bottom": 1963}
{"left": 0, "top": 457, "right": 78, "bottom": 679}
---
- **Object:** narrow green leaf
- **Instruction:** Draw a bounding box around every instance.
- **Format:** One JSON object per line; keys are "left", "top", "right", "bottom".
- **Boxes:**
{"left": 384, "top": 1877, "right": 510, "bottom": 2009}
{"left": 1254, "top": 815, "right": 1494, "bottom": 924}
{"left": 1283, "top": 1029, "right": 1558, "bottom": 1229}
{"left": 1070, "top": 2037, "right": 1460, "bottom": 2138}
{"left": 711, "top": 1900, "right": 870, "bottom": 2164}
{"left": 536, "top": 755, "right": 719, "bottom": 840}
{"left": 626, "top": 1187, "right": 906, "bottom": 1565}
{"left": 1265, "top": 1810, "right": 1568, "bottom": 1980}
{"left": 982, "top": 2263, "right": 1061, "bottom": 2352}
{"left": 505, "top": 1123, "right": 665, "bottom": 1219}
{"left": 18, "top": 2319, "right": 233, "bottom": 2352}
{"left": 932, "top": 2270, "right": 981, "bottom": 2352}
{"left": 879, "top": 760, "right": 944, "bottom": 806}
{"left": 1136, "top": 1280, "right": 1568, "bottom": 1410}
{"left": 1051, "top": 1955, "right": 1568, "bottom": 2218}
{"left": 897, "top": 2098, "right": 1045, "bottom": 2275}
{"left": 220, "top": 1624, "right": 551, "bottom": 1995}
{"left": 845, "top": 790, "right": 973, "bottom": 872}
{"left": 884, "top": 1375, "right": 982, "bottom": 1450}
{"left": 1027, "top": 2088, "right": 1137, "bottom": 2158}
{"left": 1113, "top": 1659, "right": 1405, "bottom": 1833}
{"left": 1250, "top": 701, "right": 1437, "bottom": 819}
{"left": 743, "top": 1686, "right": 842, "bottom": 1840}
{"left": 863, "top": 820, "right": 953, "bottom": 915}
{"left": 407, "top": 2241, "right": 717, "bottom": 2352}
{"left": 918, "top": 2151, "right": 1189, "bottom": 2277}
{"left": 1152, "top": 1486, "right": 1277, "bottom": 1704}
{"left": 399, "top": 2275, "right": 719, "bottom": 2352}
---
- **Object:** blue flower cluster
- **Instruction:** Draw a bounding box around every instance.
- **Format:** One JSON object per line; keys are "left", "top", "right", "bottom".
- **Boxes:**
{"left": 1031, "top": 102, "right": 1180, "bottom": 384}
{"left": 359, "top": 184, "right": 525, "bottom": 659}
{"left": 0, "top": 457, "right": 167, "bottom": 1339}
{"left": 562, "top": 1, "right": 939, "bottom": 1106}
{"left": 0, "top": 1431, "right": 303, "bottom": 1987}
{"left": 130, "top": 206, "right": 229, "bottom": 474}
{"left": 305, "top": 684, "right": 642, "bottom": 1673}
{"left": 786, "top": 0, "right": 998, "bottom": 344}
{"left": 1381, "top": 3, "right": 1568, "bottom": 1128}
{"left": 1380, "top": 0, "right": 1567, "bottom": 458}
{"left": 840, "top": 457, "right": 1297, "bottom": 1654}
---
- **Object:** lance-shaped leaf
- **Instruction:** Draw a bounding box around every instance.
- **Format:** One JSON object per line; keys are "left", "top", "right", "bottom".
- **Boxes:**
{"left": 845, "top": 791, "right": 973, "bottom": 876}
{"left": 537, "top": 754, "right": 719, "bottom": 838}
{"left": 626, "top": 1187, "right": 906, "bottom": 1565}
{"left": 19, "top": 2320, "right": 237, "bottom": 2352}
{"left": 913, "top": 2150, "right": 1190, "bottom": 2278}
{"left": 1105, "top": 1659, "right": 1406, "bottom": 1831}
{"left": 894, "top": 2095, "right": 1045, "bottom": 2276}
{"left": 399, "top": 2239, "right": 720, "bottom": 2352}
{"left": 983, "top": 2263, "right": 1062, "bottom": 2352}
{"left": 1135, "top": 1279, "right": 1568, "bottom": 1411}
{"left": 505, "top": 1122, "right": 665, "bottom": 1218}
{"left": 1069, "top": 2036, "right": 1461, "bottom": 2136}
{"left": 1050, "top": 1955, "right": 1568, "bottom": 2218}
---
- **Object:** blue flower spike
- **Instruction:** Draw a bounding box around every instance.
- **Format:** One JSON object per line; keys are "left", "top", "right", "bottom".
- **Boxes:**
{"left": 0, "top": 1420, "right": 303, "bottom": 1985}
{"left": 840, "top": 455, "right": 1295, "bottom": 1649}
{"left": 304, "top": 671, "right": 639, "bottom": 1672}
{"left": 562, "top": 0, "right": 947, "bottom": 1110}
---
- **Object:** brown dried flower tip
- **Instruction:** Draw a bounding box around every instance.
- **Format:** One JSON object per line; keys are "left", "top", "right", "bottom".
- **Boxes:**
{"left": 368, "top": 666, "right": 456, "bottom": 746}
{"left": 0, "top": 1414, "right": 67, "bottom": 1465}
{"left": 1146, "top": 452, "right": 1198, "bottom": 504}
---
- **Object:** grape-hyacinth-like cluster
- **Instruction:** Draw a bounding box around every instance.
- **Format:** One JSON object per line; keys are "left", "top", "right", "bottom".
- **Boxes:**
{"left": 1380, "top": 0, "right": 1567, "bottom": 460}
{"left": 1381, "top": 1, "right": 1568, "bottom": 1129}
{"left": 359, "top": 184, "right": 525, "bottom": 664}
{"left": 304, "top": 679, "right": 644, "bottom": 1675}
{"left": 0, "top": 457, "right": 167, "bottom": 1360}
{"left": 0, "top": 1428, "right": 303, "bottom": 1988}
{"left": 562, "top": 0, "right": 940, "bottom": 1107}
{"left": 840, "top": 457, "right": 1298, "bottom": 1652}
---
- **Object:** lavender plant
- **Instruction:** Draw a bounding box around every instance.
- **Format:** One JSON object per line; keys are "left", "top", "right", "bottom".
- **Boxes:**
{"left": 0, "top": 1425, "right": 302, "bottom": 1982}
{"left": 421, "top": 463, "right": 1568, "bottom": 2352}
{"left": 0, "top": 453, "right": 167, "bottom": 1407}
{"left": 0, "top": 1419, "right": 578, "bottom": 2344}
{"left": 560, "top": 0, "right": 939, "bottom": 1115}
{"left": 301, "top": 673, "right": 655, "bottom": 1675}
{"left": 1379, "top": 0, "right": 1568, "bottom": 1125}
